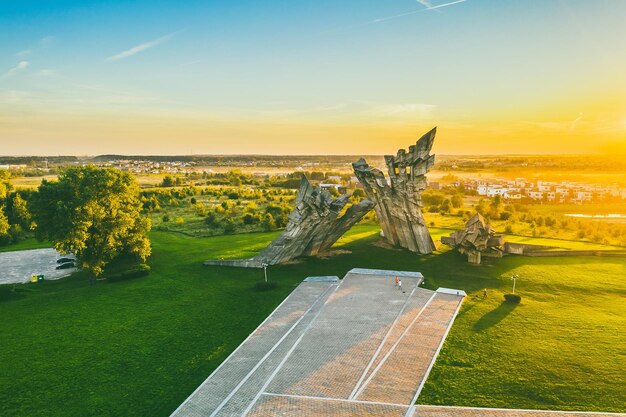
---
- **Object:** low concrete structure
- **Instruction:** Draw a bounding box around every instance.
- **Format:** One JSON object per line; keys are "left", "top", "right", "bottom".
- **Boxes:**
{"left": 441, "top": 214, "right": 504, "bottom": 264}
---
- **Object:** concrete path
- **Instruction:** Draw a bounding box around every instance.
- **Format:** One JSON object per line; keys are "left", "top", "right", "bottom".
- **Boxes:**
{"left": 171, "top": 268, "right": 465, "bottom": 417}
{"left": 0, "top": 248, "right": 76, "bottom": 285}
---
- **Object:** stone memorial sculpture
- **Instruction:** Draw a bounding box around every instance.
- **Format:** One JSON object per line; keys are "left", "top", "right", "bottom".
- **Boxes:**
{"left": 204, "top": 176, "right": 374, "bottom": 267}
{"left": 441, "top": 214, "right": 504, "bottom": 264}
{"left": 352, "top": 127, "right": 437, "bottom": 254}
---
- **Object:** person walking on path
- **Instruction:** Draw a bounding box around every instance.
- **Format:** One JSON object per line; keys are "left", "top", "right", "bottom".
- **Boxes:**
{"left": 483, "top": 288, "right": 487, "bottom": 298}
{"left": 394, "top": 276, "right": 399, "bottom": 286}
{"left": 398, "top": 279, "right": 402, "bottom": 291}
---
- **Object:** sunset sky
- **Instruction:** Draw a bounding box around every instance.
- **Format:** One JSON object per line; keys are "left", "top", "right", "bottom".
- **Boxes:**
{"left": 1, "top": 0, "right": 625, "bottom": 155}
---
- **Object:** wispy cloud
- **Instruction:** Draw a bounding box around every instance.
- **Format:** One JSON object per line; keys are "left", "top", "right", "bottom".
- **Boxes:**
{"left": 364, "top": 102, "right": 437, "bottom": 118}
{"left": 570, "top": 112, "right": 583, "bottom": 131}
{"left": 416, "top": 0, "right": 433, "bottom": 8}
{"left": 106, "top": 31, "right": 181, "bottom": 62}
{"left": 16, "top": 49, "right": 31, "bottom": 57}
{"left": 0, "top": 61, "right": 30, "bottom": 80}
{"left": 40, "top": 35, "right": 56, "bottom": 45}
{"left": 369, "top": 0, "right": 467, "bottom": 24}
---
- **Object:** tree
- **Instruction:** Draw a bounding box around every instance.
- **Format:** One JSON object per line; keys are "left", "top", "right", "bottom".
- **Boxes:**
{"left": 161, "top": 175, "right": 174, "bottom": 187}
{"left": 10, "top": 193, "right": 31, "bottom": 229}
{"left": 0, "top": 170, "right": 11, "bottom": 200}
{"left": 0, "top": 171, "right": 13, "bottom": 245}
{"left": 0, "top": 210, "right": 9, "bottom": 244}
{"left": 261, "top": 213, "right": 276, "bottom": 231}
{"left": 30, "top": 166, "right": 151, "bottom": 280}
{"left": 451, "top": 194, "right": 463, "bottom": 209}
{"left": 440, "top": 198, "right": 452, "bottom": 214}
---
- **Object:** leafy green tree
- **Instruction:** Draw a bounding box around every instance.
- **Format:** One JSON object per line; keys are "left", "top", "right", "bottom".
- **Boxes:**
{"left": 30, "top": 166, "right": 151, "bottom": 279}
{"left": 10, "top": 193, "right": 31, "bottom": 229}
{"left": 0, "top": 170, "right": 11, "bottom": 200}
{"left": 161, "top": 175, "right": 174, "bottom": 187}
{"left": 222, "top": 218, "right": 236, "bottom": 234}
{"left": 0, "top": 210, "right": 9, "bottom": 243}
{"left": 440, "top": 198, "right": 452, "bottom": 214}
{"left": 451, "top": 194, "right": 463, "bottom": 209}
{"left": 261, "top": 213, "right": 276, "bottom": 232}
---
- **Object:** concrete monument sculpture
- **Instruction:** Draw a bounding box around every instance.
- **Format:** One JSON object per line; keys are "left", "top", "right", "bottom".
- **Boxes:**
{"left": 441, "top": 214, "right": 504, "bottom": 264}
{"left": 204, "top": 176, "right": 374, "bottom": 267}
{"left": 352, "top": 127, "right": 437, "bottom": 254}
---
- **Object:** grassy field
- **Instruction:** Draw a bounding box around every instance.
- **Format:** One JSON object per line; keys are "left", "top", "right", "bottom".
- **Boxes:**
{"left": 0, "top": 227, "right": 624, "bottom": 416}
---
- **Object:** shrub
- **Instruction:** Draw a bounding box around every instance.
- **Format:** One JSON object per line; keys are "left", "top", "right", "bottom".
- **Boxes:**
{"left": 193, "top": 202, "right": 207, "bottom": 216}
{"left": 162, "top": 214, "right": 170, "bottom": 222}
{"left": 175, "top": 217, "right": 185, "bottom": 225}
{"left": 504, "top": 293, "right": 521, "bottom": 303}
{"left": 223, "top": 218, "right": 236, "bottom": 234}
{"left": 499, "top": 211, "right": 512, "bottom": 221}
{"left": 254, "top": 281, "right": 278, "bottom": 291}
{"left": 352, "top": 189, "right": 366, "bottom": 198}
{"left": 106, "top": 264, "right": 151, "bottom": 283}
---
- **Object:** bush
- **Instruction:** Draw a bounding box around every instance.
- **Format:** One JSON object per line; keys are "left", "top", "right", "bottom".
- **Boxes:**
{"left": 504, "top": 293, "right": 521, "bottom": 303}
{"left": 254, "top": 281, "right": 278, "bottom": 291}
{"left": 223, "top": 218, "right": 236, "bottom": 234}
{"left": 106, "top": 264, "right": 151, "bottom": 283}
{"left": 499, "top": 211, "right": 512, "bottom": 221}
{"left": 352, "top": 189, "right": 366, "bottom": 198}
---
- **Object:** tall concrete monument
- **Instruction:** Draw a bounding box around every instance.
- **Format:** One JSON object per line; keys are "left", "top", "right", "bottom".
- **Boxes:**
{"left": 352, "top": 127, "right": 437, "bottom": 254}
{"left": 204, "top": 176, "right": 374, "bottom": 267}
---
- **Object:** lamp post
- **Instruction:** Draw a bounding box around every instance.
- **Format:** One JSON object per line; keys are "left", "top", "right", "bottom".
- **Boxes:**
{"left": 262, "top": 263, "right": 268, "bottom": 283}
{"left": 511, "top": 274, "right": 519, "bottom": 294}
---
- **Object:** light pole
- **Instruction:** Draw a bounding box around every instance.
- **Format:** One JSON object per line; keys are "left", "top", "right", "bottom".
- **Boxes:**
{"left": 511, "top": 274, "right": 519, "bottom": 294}
{"left": 262, "top": 263, "right": 268, "bottom": 283}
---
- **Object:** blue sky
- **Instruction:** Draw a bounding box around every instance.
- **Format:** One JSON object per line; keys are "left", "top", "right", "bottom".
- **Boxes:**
{"left": 1, "top": 0, "right": 625, "bottom": 155}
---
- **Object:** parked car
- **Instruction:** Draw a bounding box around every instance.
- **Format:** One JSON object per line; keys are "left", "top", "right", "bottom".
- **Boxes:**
{"left": 56, "top": 262, "right": 75, "bottom": 270}
{"left": 57, "top": 257, "right": 75, "bottom": 264}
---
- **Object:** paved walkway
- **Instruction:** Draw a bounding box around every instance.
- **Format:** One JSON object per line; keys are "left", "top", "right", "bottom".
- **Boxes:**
{"left": 171, "top": 268, "right": 466, "bottom": 417}
{"left": 0, "top": 248, "right": 75, "bottom": 285}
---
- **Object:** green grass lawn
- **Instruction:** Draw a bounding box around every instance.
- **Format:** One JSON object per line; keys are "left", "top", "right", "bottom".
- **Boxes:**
{"left": 0, "top": 237, "right": 51, "bottom": 253}
{"left": 1, "top": 228, "right": 624, "bottom": 416}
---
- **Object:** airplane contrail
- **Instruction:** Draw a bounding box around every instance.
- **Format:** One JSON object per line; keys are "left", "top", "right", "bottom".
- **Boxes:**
{"left": 369, "top": 0, "right": 467, "bottom": 24}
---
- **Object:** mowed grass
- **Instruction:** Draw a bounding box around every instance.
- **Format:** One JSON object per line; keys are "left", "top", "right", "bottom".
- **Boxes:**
{"left": 0, "top": 227, "right": 624, "bottom": 416}
{"left": 0, "top": 237, "right": 51, "bottom": 253}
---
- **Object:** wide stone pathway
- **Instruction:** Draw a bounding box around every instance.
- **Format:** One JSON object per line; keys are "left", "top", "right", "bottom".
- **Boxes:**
{"left": 171, "top": 268, "right": 466, "bottom": 416}
{"left": 170, "top": 268, "right": 625, "bottom": 417}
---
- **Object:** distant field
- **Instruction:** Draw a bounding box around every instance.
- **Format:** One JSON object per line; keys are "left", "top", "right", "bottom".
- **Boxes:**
{"left": 1, "top": 227, "right": 624, "bottom": 416}
{"left": 11, "top": 175, "right": 56, "bottom": 189}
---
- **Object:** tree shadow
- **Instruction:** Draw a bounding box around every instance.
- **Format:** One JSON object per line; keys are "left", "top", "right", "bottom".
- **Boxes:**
{"left": 473, "top": 301, "right": 518, "bottom": 332}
